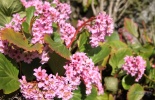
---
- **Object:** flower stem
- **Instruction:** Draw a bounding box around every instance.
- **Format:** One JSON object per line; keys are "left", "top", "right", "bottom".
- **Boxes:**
{"left": 144, "top": 74, "right": 155, "bottom": 83}
{"left": 67, "top": 17, "right": 96, "bottom": 48}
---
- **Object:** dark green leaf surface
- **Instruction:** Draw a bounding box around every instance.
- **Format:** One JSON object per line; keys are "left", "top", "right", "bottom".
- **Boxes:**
{"left": 47, "top": 52, "right": 67, "bottom": 75}
{"left": 122, "top": 75, "right": 135, "bottom": 90}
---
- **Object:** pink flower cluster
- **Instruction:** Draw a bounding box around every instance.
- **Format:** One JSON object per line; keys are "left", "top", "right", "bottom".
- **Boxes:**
{"left": 5, "top": 14, "right": 24, "bottom": 32}
{"left": 20, "top": 0, "right": 75, "bottom": 46}
{"left": 64, "top": 52, "right": 103, "bottom": 95}
{"left": 0, "top": 0, "right": 75, "bottom": 64}
{"left": 19, "top": 67, "right": 74, "bottom": 100}
{"left": 122, "top": 55, "right": 146, "bottom": 82}
{"left": 77, "top": 12, "right": 114, "bottom": 47}
{"left": 19, "top": 52, "right": 103, "bottom": 100}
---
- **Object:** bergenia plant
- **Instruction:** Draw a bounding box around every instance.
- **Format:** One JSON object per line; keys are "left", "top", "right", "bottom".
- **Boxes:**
{"left": 0, "top": 0, "right": 155, "bottom": 100}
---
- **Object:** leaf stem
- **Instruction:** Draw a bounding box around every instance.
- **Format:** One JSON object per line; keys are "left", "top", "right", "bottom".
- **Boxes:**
{"left": 67, "top": 17, "right": 96, "bottom": 48}
{"left": 144, "top": 74, "right": 155, "bottom": 83}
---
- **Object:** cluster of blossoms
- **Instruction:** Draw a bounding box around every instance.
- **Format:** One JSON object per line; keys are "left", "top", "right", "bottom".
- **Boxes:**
{"left": 122, "top": 55, "right": 146, "bottom": 82}
{"left": 21, "top": 0, "right": 75, "bottom": 45}
{"left": 0, "top": 0, "right": 75, "bottom": 64}
{"left": 77, "top": 12, "right": 114, "bottom": 47}
{"left": 19, "top": 68, "right": 74, "bottom": 100}
{"left": 64, "top": 52, "right": 103, "bottom": 95}
{"left": 19, "top": 52, "right": 103, "bottom": 100}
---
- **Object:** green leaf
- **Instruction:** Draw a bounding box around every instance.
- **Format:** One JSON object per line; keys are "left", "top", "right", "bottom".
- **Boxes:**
{"left": 1, "top": 28, "right": 43, "bottom": 53}
{"left": 100, "top": 92, "right": 109, "bottom": 100}
{"left": 47, "top": 52, "right": 67, "bottom": 75}
{"left": 109, "top": 94, "right": 114, "bottom": 100}
{"left": 85, "top": 86, "right": 105, "bottom": 100}
{"left": 104, "top": 77, "right": 118, "bottom": 93}
{"left": 22, "top": 22, "right": 29, "bottom": 33}
{"left": 122, "top": 75, "right": 135, "bottom": 90}
{"left": 52, "top": 32, "right": 63, "bottom": 43}
{"left": 107, "top": 40, "right": 127, "bottom": 51}
{"left": 90, "top": 44, "right": 111, "bottom": 64}
{"left": 26, "top": 6, "right": 35, "bottom": 25}
{"left": 72, "top": 84, "right": 107, "bottom": 100}
{"left": 44, "top": 35, "right": 71, "bottom": 60}
{"left": 105, "top": 32, "right": 120, "bottom": 42}
{"left": 109, "top": 48, "right": 132, "bottom": 75}
{"left": 0, "top": 0, "right": 24, "bottom": 16}
{"left": 127, "top": 84, "right": 145, "bottom": 100}
{"left": 124, "top": 18, "right": 139, "bottom": 38}
{"left": 85, "top": 86, "right": 98, "bottom": 100}
{"left": 71, "top": 87, "right": 82, "bottom": 100}
{"left": 139, "top": 44, "right": 154, "bottom": 58}
{"left": 147, "top": 68, "right": 155, "bottom": 82}
{"left": 0, "top": 53, "right": 19, "bottom": 94}
{"left": 0, "top": 12, "right": 12, "bottom": 26}
{"left": 78, "top": 31, "right": 89, "bottom": 52}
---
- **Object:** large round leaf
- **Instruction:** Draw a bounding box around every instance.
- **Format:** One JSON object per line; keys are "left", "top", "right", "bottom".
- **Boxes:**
{"left": 127, "top": 84, "right": 145, "bottom": 100}
{"left": 122, "top": 75, "right": 135, "bottom": 90}
{"left": 0, "top": 53, "right": 19, "bottom": 94}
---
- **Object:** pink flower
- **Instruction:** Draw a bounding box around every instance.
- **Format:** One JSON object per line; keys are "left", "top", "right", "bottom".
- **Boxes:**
{"left": 79, "top": 12, "right": 114, "bottom": 47}
{"left": 59, "top": 21, "right": 76, "bottom": 46}
{"left": 5, "top": 14, "right": 24, "bottom": 32}
{"left": 33, "top": 66, "right": 48, "bottom": 81}
{"left": 122, "top": 55, "right": 146, "bottom": 82}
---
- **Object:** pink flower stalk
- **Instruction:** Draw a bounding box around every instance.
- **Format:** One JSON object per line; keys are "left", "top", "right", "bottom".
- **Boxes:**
{"left": 77, "top": 12, "right": 114, "bottom": 48}
{"left": 89, "top": 12, "right": 114, "bottom": 47}
{"left": 59, "top": 21, "right": 76, "bottom": 46}
{"left": 19, "top": 53, "right": 104, "bottom": 99}
{"left": 122, "top": 55, "right": 146, "bottom": 82}
{"left": 64, "top": 52, "right": 104, "bottom": 95}
{"left": 20, "top": 67, "right": 75, "bottom": 100}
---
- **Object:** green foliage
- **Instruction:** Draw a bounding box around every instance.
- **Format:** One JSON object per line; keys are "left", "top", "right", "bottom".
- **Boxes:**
{"left": 0, "top": 0, "right": 24, "bottom": 27}
{"left": 122, "top": 75, "right": 135, "bottom": 90}
{"left": 0, "top": 0, "right": 24, "bottom": 16}
{"left": 105, "top": 32, "right": 120, "bottom": 42}
{"left": 1, "top": 28, "right": 43, "bottom": 53}
{"left": 109, "top": 48, "right": 132, "bottom": 75}
{"left": 47, "top": 52, "right": 67, "bottom": 75}
{"left": 72, "top": 85, "right": 109, "bottom": 100}
{"left": 124, "top": 18, "right": 139, "bottom": 38}
{"left": 44, "top": 35, "right": 71, "bottom": 60}
{"left": 78, "top": 31, "right": 89, "bottom": 52}
{"left": 127, "top": 84, "right": 145, "bottom": 100}
{"left": 26, "top": 6, "right": 35, "bottom": 25}
{"left": 0, "top": 12, "right": 12, "bottom": 26}
{"left": 22, "top": 6, "right": 35, "bottom": 35}
{"left": 0, "top": 53, "right": 19, "bottom": 94}
{"left": 90, "top": 44, "right": 111, "bottom": 64}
